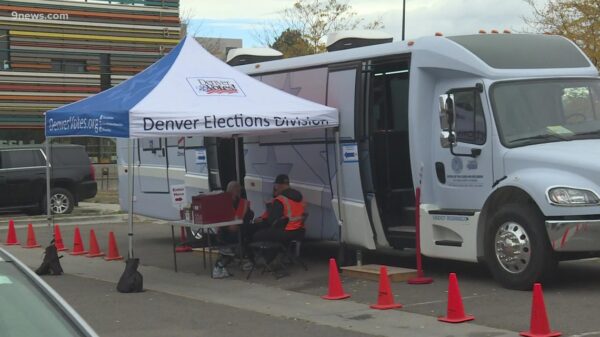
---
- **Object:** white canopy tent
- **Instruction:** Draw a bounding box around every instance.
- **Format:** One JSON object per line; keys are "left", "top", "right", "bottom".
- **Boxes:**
{"left": 45, "top": 36, "right": 341, "bottom": 259}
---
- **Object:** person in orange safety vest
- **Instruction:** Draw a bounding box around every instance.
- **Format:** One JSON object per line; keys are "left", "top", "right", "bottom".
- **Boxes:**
{"left": 253, "top": 174, "right": 305, "bottom": 243}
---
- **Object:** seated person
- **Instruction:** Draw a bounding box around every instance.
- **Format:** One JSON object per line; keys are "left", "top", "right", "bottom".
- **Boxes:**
{"left": 218, "top": 181, "right": 254, "bottom": 246}
{"left": 252, "top": 174, "right": 305, "bottom": 244}
{"left": 214, "top": 181, "right": 254, "bottom": 278}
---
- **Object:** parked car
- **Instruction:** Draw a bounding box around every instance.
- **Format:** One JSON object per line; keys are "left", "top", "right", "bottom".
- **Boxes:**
{"left": 0, "top": 247, "right": 99, "bottom": 337}
{"left": 0, "top": 144, "right": 97, "bottom": 215}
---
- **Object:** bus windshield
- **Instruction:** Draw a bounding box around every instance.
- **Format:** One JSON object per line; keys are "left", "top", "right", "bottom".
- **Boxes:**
{"left": 491, "top": 78, "right": 600, "bottom": 148}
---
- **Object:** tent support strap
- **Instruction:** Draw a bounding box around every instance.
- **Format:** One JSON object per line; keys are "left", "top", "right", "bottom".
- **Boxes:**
{"left": 45, "top": 138, "right": 53, "bottom": 240}
{"left": 127, "top": 138, "right": 135, "bottom": 259}
{"left": 334, "top": 129, "right": 345, "bottom": 264}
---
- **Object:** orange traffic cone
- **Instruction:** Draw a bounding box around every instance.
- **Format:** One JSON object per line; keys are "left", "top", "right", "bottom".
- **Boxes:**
{"left": 22, "top": 224, "right": 41, "bottom": 248}
{"left": 86, "top": 229, "right": 104, "bottom": 258}
{"left": 175, "top": 226, "right": 192, "bottom": 252}
{"left": 69, "top": 226, "right": 87, "bottom": 255}
{"left": 54, "top": 224, "right": 68, "bottom": 251}
{"left": 4, "top": 219, "right": 19, "bottom": 245}
{"left": 104, "top": 231, "right": 123, "bottom": 261}
{"left": 370, "top": 266, "right": 403, "bottom": 310}
{"left": 520, "top": 283, "right": 561, "bottom": 337}
{"left": 321, "top": 258, "right": 350, "bottom": 300}
{"left": 438, "top": 273, "right": 474, "bottom": 323}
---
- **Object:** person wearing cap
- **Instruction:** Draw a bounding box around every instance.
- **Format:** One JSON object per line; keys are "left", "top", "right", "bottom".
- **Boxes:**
{"left": 252, "top": 174, "right": 305, "bottom": 243}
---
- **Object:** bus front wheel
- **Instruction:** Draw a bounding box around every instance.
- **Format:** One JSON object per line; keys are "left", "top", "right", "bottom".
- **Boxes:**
{"left": 484, "top": 203, "right": 557, "bottom": 290}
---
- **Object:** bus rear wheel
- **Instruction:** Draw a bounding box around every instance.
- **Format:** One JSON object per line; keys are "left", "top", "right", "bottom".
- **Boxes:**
{"left": 485, "top": 203, "right": 556, "bottom": 290}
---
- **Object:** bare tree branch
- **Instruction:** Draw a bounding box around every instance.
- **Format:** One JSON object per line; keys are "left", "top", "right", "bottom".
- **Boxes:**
{"left": 254, "top": 0, "right": 385, "bottom": 55}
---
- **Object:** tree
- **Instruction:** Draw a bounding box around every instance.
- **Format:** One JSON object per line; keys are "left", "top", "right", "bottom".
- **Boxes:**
{"left": 179, "top": 9, "right": 224, "bottom": 57}
{"left": 256, "top": 0, "right": 385, "bottom": 56}
{"left": 272, "top": 29, "right": 312, "bottom": 58}
{"left": 523, "top": 0, "right": 599, "bottom": 68}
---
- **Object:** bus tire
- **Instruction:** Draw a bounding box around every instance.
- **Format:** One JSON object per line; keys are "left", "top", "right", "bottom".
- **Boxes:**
{"left": 484, "top": 203, "right": 556, "bottom": 290}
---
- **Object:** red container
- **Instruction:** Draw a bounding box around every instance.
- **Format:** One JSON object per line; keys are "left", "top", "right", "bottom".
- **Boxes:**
{"left": 192, "top": 192, "right": 235, "bottom": 224}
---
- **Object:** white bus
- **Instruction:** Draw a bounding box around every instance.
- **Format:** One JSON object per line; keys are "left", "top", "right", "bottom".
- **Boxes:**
{"left": 119, "top": 32, "right": 600, "bottom": 289}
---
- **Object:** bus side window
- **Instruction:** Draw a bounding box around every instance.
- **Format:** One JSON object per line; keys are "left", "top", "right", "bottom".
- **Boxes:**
{"left": 452, "top": 90, "right": 486, "bottom": 145}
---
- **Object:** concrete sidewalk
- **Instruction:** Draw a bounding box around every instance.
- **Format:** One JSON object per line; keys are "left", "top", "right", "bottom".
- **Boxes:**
{"left": 43, "top": 275, "right": 375, "bottom": 337}
{"left": 4, "top": 245, "right": 515, "bottom": 337}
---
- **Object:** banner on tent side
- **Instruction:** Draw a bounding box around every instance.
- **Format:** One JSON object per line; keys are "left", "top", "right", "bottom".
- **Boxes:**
{"left": 133, "top": 113, "right": 336, "bottom": 137}
{"left": 46, "top": 111, "right": 129, "bottom": 138}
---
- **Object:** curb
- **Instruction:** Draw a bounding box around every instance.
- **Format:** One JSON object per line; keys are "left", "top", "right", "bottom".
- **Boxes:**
{"left": 0, "top": 214, "right": 137, "bottom": 228}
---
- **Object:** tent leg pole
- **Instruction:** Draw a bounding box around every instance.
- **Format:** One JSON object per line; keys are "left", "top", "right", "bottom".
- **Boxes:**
{"left": 128, "top": 138, "right": 134, "bottom": 259}
{"left": 334, "top": 130, "right": 345, "bottom": 266}
{"left": 234, "top": 136, "right": 240, "bottom": 183}
{"left": 45, "top": 138, "right": 53, "bottom": 241}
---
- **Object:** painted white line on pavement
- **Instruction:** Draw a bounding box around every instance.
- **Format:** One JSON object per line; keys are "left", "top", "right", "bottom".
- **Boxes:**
{"left": 402, "top": 294, "right": 487, "bottom": 307}
{"left": 0, "top": 215, "right": 166, "bottom": 230}
{"left": 569, "top": 332, "right": 600, "bottom": 337}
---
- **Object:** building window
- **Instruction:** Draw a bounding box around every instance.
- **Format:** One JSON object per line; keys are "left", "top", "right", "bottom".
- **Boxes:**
{"left": 54, "top": 137, "right": 116, "bottom": 164}
{"left": 0, "top": 128, "right": 44, "bottom": 146}
{"left": 51, "top": 59, "right": 87, "bottom": 73}
{"left": 0, "top": 30, "right": 9, "bottom": 70}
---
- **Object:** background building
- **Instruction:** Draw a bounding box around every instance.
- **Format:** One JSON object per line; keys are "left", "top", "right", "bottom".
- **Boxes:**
{"left": 0, "top": 0, "right": 180, "bottom": 163}
{"left": 195, "top": 37, "right": 242, "bottom": 61}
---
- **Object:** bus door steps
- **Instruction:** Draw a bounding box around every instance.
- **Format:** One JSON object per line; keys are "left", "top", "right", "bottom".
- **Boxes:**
{"left": 389, "top": 188, "right": 414, "bottom": 193}
{"left": 387, "top": 225, "right": 415, "bottom": 234}
{"left": 386, "top": 225, "right": 416, "bottom": 249}
{"left": 399, "top": 206, "right": 416, "bottom": 227}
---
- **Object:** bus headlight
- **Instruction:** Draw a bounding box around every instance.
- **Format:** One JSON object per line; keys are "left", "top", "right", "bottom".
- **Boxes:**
{"left": 548, "top": 187, "right": 600, "bottom": 206}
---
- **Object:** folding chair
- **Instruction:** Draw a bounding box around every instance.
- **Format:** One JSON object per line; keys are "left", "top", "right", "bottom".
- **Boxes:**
{"left": 281, "top": 212, "right": 308, "bottom": 270}
{"left": 246, "top": 213, "right": 309, "bottom": 279}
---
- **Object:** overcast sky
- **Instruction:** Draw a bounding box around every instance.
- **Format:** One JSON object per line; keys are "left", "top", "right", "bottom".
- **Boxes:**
{"left": 181, "top": 0, "right": 545, "bottom": 47}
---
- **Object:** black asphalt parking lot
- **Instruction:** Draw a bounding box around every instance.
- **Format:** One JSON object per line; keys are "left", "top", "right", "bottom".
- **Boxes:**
{"left": 3, "top": 217, "right": 600, "bottom": 336}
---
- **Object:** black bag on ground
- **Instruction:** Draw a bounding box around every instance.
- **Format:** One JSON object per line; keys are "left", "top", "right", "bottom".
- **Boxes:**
{"left": 117, "top": 258, "right": 143, "bottom": 293}
{"left": 36, "top": 242, "right": 63, "bottom": 276}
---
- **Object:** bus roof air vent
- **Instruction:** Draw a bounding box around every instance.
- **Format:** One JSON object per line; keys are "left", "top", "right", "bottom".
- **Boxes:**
{"left": 226, "top": 48, "right": 283, "bottom": 66}
{"left": 326, "top": 30, "right": 393, "bottom": 52}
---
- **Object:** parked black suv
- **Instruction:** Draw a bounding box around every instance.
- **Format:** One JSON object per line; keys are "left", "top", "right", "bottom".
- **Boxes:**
{"left": 0, "top": 145, "right": 97, "bottom": 215}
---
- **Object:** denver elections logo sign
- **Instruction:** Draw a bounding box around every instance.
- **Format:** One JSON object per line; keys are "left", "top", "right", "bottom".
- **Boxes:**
{"left": 186, "top": 77, "right": 245, "bottom": 97}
